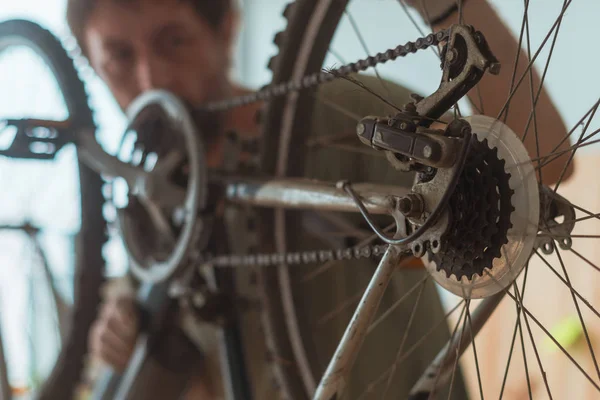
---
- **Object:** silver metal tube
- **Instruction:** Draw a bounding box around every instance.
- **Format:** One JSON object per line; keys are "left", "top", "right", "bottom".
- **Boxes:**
{"left": 409, "top": 290, "right": 506, "bottom": 397}
{"left": 313, "top": 246, "right": 405, "bottom": 400}
{"left": 224, "top": 178, "right": 409, "bottom": 215}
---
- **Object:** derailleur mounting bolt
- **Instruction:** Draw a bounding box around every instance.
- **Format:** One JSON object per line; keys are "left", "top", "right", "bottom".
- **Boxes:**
{"left": 397, "top": 193, "right": 424, "bottom": 218}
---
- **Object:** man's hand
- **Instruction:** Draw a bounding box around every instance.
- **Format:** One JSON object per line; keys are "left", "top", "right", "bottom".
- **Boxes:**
{"left": 89, "top": 295, "right": 140, "bottom": 372}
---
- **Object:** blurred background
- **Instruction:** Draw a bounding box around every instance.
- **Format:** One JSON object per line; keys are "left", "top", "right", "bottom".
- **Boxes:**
{"left": 1, "top": 0, "right": 599, "bottom": 398}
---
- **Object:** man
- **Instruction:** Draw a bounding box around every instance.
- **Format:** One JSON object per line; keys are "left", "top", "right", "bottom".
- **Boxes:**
{"left": 69, "top": 0, "right": 572, "bottom": 398}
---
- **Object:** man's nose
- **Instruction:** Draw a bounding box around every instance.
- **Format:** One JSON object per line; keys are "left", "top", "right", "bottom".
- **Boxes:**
{"left": 136, "top": 57, "right": 174, "bottom": 92}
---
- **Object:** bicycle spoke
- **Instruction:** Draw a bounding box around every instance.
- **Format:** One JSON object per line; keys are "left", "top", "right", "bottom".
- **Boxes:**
{"left": 569, "top": 247, "right": 600, "bottom": 274}
{"left": 535, "top": 250, "right": 600, "bottom": 320}
{"left": 520, "top": 0, "right": 567, "bottom": 145}
{"left": 488, "top": 258, "right": 598, "bottom": 395}
{"left": 367, "top": 274, "right": 429, "bottom": 335}
{"left": 334, "top": 74, "right": 402, "bottom": 113}
{"left": 328, "top": 48, "right": 347, "bottom": 65}
{"left": 301, "top": 223, "right": 395, "bottom": 283}
{"left": 497, "top": 0, "right": 573, "bottom": 121}
{"left": 496, "top": 250, "right": 553, "bottom": 398}
{"left": 501, "top": 0, "right": 529, "bottom": 124}
{"left": 513, "top": 282, "right": 536, "bottom": 400}
{"left": 507, "top": 281, "right": 599, "bottom": 394}
{"left": 529, "top": 135, "right": 600, "bottom": 172}
{"left": 520, "top": 0, "right": 543, "bottom": 184}
{"left": 538, "top": 234, "right": 600, "bottom": 239}
{"left": 381, "top": 277, "right": 427, "bottom": 399}
{"left": 356, "top": 299, "right": 466, "bottom": 400}
{"left": 457, "top": 0, "right": 465, "bottom": 25}
{"left": 537, "top": 99, "right": 600, "bottom": 165}
{"left": 571, "top": 212, "right": 600, "bottom": 225}
{"left": 556, "top": 248, "right": 600, "bottom": 379}
{"left": 465, "top": 299, "right": 485, "bottom": 400}
{"left": 498, "top": 262, "right": 531, "bottom": 399}
{"left": 428, "top": 302, "right": 468, "bottom": 399}
{"left": 395, "top": 299, "right": 466, "bottom": 369}
{"left": 418, "top": 0, "right": 435, "bottom": 34}
{"left": 553, "top": 98, "right": 600, "bottom": 193}
{"left": 318, "top": 290, "right": 364, "bottom": 326}
{"left": 344, "top": 10, "right": 398, "bottom": 107}
{"left": 313, "top": 93, "right": 362, "bottom": 122}
{"left": 446, "top": 303, "right": 469, "bottom": 400}
{"left": 473, "top": 85, "right": 485, "bottom": 115}
{"left": 396, "top": 0, "right": 440, "bottom": 58}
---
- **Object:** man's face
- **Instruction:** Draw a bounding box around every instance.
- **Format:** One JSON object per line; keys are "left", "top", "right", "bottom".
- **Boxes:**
{"left": 84, "top": 0, "right": 234, "bottom": 111}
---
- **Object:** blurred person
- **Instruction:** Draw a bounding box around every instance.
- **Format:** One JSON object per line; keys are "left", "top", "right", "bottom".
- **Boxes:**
{"left": 67, "top": 0, "right": 572, "bottom": 398}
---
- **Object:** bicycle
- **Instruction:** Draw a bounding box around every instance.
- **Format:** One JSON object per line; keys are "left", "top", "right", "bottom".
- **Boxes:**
{"left": 0, "top": 1, "right": 598, "bottom": 399}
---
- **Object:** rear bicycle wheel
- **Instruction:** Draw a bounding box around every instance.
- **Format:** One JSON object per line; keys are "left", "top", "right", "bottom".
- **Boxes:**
{"left": 0, "top": 19, "right": 106, "bottom": 400}
{"left": 258, "top": 1, "right": 600, "bottom": 399}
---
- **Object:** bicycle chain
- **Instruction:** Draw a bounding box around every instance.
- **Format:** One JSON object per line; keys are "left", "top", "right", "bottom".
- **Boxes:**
{"left": 195, "top": 244, "right": 392, "bottom": 268}
{"left": 190, "top": 29, "right": 451, "bottom": 268}
{"left": 203, "top": 30, "right": 450, "bottom": 112}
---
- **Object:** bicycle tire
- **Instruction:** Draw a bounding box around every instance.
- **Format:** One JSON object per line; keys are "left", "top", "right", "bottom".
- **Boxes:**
{"left": 257, "top": 2, "right": 463, "bottom": 399}
{"left": 0, "top": 19, "right": 107, "bottom": 400}
{"left": 257, "top": 2, "right": 354, "bottom": 398}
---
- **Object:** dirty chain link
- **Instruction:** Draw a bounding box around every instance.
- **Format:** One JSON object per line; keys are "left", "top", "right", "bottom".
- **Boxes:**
{"left": 194, "top": 30, "right": 450, "bottom": 267}
{"left": 194, "top": 244, "right": 392, "bottom": 268}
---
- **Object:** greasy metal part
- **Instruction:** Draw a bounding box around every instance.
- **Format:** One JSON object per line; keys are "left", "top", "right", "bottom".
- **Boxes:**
{"left": 117, "top": 90, "right": 207, "bottom": 283}
{"left": 357, "top": 117, "right": 462, "bottom": 168}
{"left": 397, "top": 193, "right": 425, "bottom": 218}
{"left": 409, "top": 291, "right": 505, "bottom": 398}
{"left": 201, "top": 243, "right": 391, "bottom": 269}
{"left": 414, "top": 24, "right": 500, "bottom": 124}
{"left": 430, "top": 137, "right": 514, "bottom": 281}
{"left": 343, "top": 124, "right": 471, "bottom": 247}
{"left": 223, "top": 177, "right": 407, "bottom": 215}
{"left": 313, "top": 246, "right": 409, "bottom": 400}
{"left": 536, "top": 186, "right": 576, "bottom": 254}
{"left": 423, "top": 116, "right": 540, "bottom": 299}
{"left": 410, "top": 211, "right": 450, "bottom": 258}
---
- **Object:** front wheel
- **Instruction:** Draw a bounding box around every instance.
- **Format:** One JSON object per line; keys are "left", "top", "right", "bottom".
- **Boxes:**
{"left": 0, "top": 19, "right": 107, "bottom": 400}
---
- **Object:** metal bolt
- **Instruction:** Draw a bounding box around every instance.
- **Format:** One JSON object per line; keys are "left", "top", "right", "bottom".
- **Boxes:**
{"left": 446, "top": 49, "right": 457, "bottom": 64}
{"left": 193, "top": 293, "right": 206, "bottom": 308}
{"left": 397, "top": 193, "right": 424, "bottom": 218}
{"left": 356, "top": 123, "right": 366, "bottom": 135}
{"left": 398, "top": 197, "right": 413, "bottom": 214}
{"left": 402, "top": 102, "right": 417, "bottom": 113}
{"left": 489, "top": 62, "right": 501, "bottom": 75}
{"left": 422, "top": 145, "right": 433, "bottom": 159}
{"left": 336, "top": 180, "right": 349, "bottom": 190}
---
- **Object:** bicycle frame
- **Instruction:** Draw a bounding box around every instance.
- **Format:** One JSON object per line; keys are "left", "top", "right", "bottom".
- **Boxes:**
{"left": 2, "top": 117, "right": 504, "bottom": 400}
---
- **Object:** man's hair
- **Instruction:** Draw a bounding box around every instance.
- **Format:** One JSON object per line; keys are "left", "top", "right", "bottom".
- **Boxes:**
{"left": 66, "top": 0, "right": 231, "bottom": 54}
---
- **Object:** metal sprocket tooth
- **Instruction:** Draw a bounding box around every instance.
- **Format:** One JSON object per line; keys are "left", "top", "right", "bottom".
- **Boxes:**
{"left": 430, "top": 137, "right": 515, "bottom": 280}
